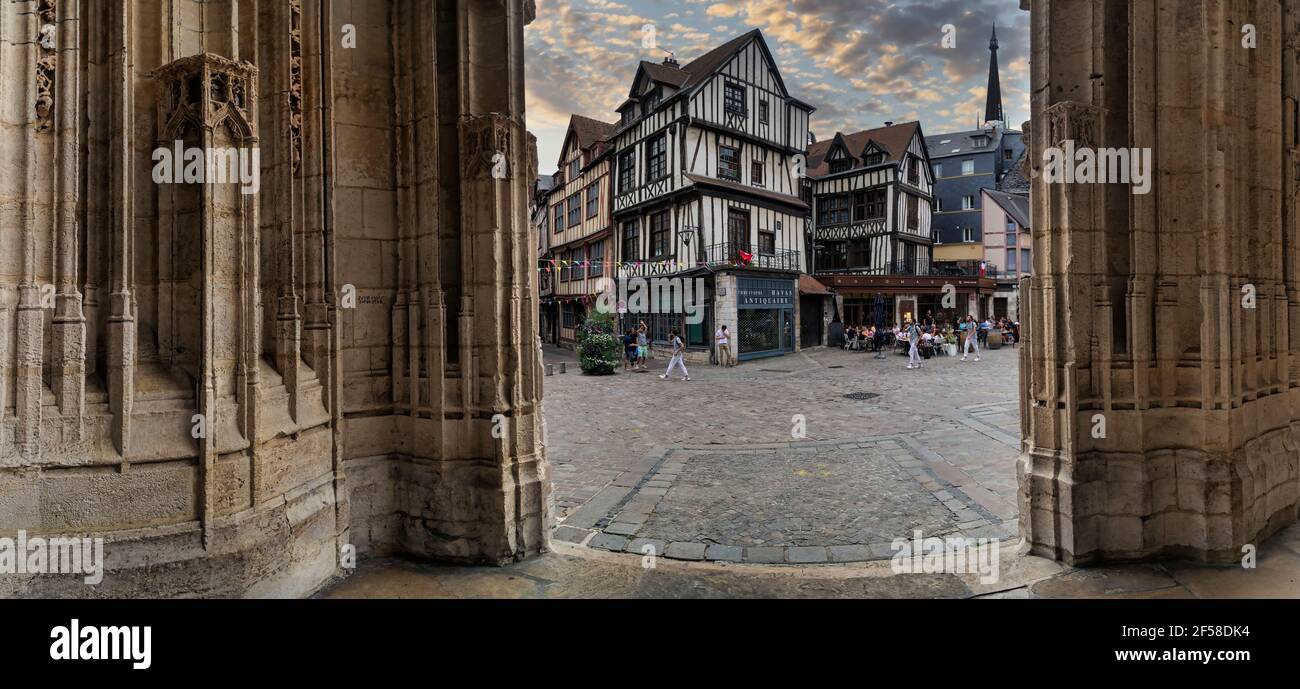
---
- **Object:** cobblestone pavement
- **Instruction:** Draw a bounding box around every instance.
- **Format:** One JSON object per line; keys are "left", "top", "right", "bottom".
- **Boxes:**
{"left": 542, "top": 342, "right": 1023, "bottom": 564}
{"left": 323, "top": 521, "right": 1300, "bottom": 599}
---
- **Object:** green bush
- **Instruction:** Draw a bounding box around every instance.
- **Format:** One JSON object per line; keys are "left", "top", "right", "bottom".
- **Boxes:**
{"left": 576, "top": 311, "right": 621, "bottom": 375}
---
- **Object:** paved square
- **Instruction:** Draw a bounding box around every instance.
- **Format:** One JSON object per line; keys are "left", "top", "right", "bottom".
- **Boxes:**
{"left": 542, "top": 343, "right": 1022, "bottom": 562}
{"left": 635, "top": 445, "right": 954, "bottom": 547}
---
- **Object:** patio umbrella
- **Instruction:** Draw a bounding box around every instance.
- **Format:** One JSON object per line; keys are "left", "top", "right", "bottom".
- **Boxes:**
{"left": 873, "top": 293, "right": 885, "bottom": 330}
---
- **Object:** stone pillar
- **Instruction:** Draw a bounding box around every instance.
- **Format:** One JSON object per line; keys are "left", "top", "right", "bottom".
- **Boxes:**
{"left": 106, "top": 0, "right": 135, "bottom": 459}
{"left": 381, "top": 0, "right": 551, "bottom": 565}
{"left": 1019, "top": 0, "right": 1300, "bottom": 565}
{"left": 50, "top": 0, "right": 86, "bottom": 436}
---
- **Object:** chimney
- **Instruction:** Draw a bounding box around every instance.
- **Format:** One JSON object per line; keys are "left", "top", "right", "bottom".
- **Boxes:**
{"left": 663, "top": 53, "right": 679, "bottom": 67}
{"left": 884, "top": 121, "right": 894, "bottom": 127}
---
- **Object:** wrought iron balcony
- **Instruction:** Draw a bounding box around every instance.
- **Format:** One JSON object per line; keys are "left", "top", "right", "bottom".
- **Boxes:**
{"left": 702, "top": 242, "right": 802, "bottom": 272}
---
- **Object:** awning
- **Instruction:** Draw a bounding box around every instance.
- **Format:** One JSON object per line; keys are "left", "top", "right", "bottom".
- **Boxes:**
{"left": 799, "top": 274, "right": 834, "bottom": 296}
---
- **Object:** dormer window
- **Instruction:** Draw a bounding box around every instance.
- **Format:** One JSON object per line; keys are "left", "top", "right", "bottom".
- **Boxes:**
{"left": 864, "top": 151, "right": 885, "bottom": 166}
{"left": 643, "top": 89, "right": 661, "bottom": 112}
{"left": 830, "top": 159, "right": 851, "bottom": 174}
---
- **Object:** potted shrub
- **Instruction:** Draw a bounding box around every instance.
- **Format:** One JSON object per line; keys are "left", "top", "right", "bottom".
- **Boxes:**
{"left": 576, "top": 311, "right": 621, "bottom": 375}
{"left": 943, "top": 329, "right": 958, "bottom": 357}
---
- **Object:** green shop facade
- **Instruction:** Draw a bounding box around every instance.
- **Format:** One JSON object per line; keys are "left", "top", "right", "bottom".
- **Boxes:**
{"left": 614, "top": 268, "right": 800, "bottom": 362}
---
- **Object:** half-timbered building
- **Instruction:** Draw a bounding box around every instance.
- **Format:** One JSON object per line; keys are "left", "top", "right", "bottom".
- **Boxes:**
{"left": 807, "top": 122, "right": 994, "bottom": 327}
{"left": 531, "top": 175, "right": 557, "bottom": 343}
{"left": 607, "top": 29, "right": 814, "bottom": 361}
{"left": 539, "top": 115, "right": 617, "bottom": 347}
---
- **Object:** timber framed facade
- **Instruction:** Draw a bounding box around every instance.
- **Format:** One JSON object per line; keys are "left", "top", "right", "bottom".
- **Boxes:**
{"left": 539, "top": 115, "right": 616, "bottom": 346}
{"left": 606, "top": 29, "right": 814, "bottom": 360}
{"left": 807, "top": 122, "right": 994, "bottom": 327}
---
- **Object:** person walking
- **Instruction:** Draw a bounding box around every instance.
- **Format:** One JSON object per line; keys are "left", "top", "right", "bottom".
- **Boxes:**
{"left": 904, "top": 318, "right": 925, "bottom": 366}
{"left": 660, "top": 328, "right": 690, "bottom": 381}
{"left": 636, "top": 321, "right": 649, "bottom": 370}
{"left": 905, "top": 319, "right": 923, "bottom": 369}
{"left": 961, "top": 315, "right": 981, "bottom": 362}
{"left": 715, "top": 324, "right": 734, "bottom": 367}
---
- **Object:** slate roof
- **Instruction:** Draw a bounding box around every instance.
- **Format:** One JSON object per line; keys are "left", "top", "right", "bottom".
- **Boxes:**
{"left": 924, "top": 127, "right": 1016, "bottom": 159}
{"left": 998, "top": 149, "right": 1031, "bottom": 193}
{"left": 984, "top": 188, "right": 1030, "bottom": 229}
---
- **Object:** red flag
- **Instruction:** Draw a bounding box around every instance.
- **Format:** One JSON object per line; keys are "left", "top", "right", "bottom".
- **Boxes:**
{"left": 738, "top": 249, "right": 754, "bottom": 265}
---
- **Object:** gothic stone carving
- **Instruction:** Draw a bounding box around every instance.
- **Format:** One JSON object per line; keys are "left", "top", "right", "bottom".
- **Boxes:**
{"left": 289, "top": 0, "right": 304, "bottom": 172}
{"left": 1044, "top": 101, "right": 1102, "bottom": 149}
{"left": 35, "top": 0, "right": 57, "bottom": 132}
{"left": 155, "top": 54, "right": 258, "bottom": 140}
{"left": 460, "top": 114, "right": 517, "bottom": 180}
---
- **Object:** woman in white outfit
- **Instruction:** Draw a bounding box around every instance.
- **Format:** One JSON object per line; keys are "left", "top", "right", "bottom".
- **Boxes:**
{"left": 961, "top": 315, "right": 981, "bottom": 362}
{"left": 906, "top": 320, "right": 922, "bottom": 369}
{"left": 660, "top": 328, "right": 690, "bottom": 381}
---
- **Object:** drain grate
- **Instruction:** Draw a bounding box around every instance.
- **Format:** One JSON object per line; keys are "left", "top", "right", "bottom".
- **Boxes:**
{"left": 759, "top": 368, "right": 792, "bottom": 373}
{"left": 827, "top": 365, "right": 844, "bottom": 369}
{"left": 843, "top": 391, "right": 880, "bottom": 401}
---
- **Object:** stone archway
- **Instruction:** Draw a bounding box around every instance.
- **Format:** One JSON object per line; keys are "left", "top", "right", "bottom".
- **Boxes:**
{"left": 2, "top": 0, "right": 1297, "bottom": 599}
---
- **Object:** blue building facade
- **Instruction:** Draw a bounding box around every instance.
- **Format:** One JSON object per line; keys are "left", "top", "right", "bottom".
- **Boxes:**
{"left": 926, "top": 127, "right": 1024, "bottom": 248}
{"left": 924, "top": 27, "right": 1025, "bottom": 264}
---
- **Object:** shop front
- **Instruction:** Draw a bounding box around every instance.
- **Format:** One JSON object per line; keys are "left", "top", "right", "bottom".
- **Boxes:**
{"left": 735, "top": 276, "right": 796, "bottom": 360}
{"left": 818, "top": 274, "right": 998, "bottom": 329}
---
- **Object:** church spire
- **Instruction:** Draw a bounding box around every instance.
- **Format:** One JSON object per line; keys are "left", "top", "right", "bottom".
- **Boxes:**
{"left": 984, "top": 25, "right": 1004, "bottom": 125}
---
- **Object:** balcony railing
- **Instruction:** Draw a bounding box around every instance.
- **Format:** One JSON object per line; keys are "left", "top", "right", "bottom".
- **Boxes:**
{"left": 814, "top": 258, "right": 1004, "bottom": 278}
{"left": 933, "top": 260, "right": 997, "bottom": 277}
{"left": 703, "top": 242, "right": 802, "bottom": 272}
{"left": 813, "top": 258, "right": 930, "bottom": 277}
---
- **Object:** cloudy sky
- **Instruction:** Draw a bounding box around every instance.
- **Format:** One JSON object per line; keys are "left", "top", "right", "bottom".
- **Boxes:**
{"left": 525, "top": 0, "right": 1030, "bottom": 175}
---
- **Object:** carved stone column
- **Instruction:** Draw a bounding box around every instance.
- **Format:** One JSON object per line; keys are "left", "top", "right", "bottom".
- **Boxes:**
{"left": 1020, "top": 0, "right": 1300, "bottom": 564}
{"left": 383, "top": 0, "right": 551, "bottom": 565}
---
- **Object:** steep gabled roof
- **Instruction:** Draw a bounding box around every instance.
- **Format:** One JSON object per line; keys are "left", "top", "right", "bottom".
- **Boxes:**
{"left": 558, "top": 114, "right": 617, "bottom": 166}
{"left": 571, "top": 114, "right": 616, "bottom": 149}
{"left": 679, "top": 30, "right": 761, "bottom": 89}
{"left": 634, "top": 29, "right": 800, "bottom": 102}
{"left": 806, "top": 121, "right": 923, "bottom": 178}
{"left": 984, "top": 188, "right": 1031, "bottom": 229}
{"left": 825, "top": 132, "right": 852, "bottom": 159}
{"left": 612, "top": 29, "right": 812, "bottom": 136}
{"left": 630, "top": 60, "right": 690, "bottom": 96}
